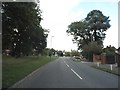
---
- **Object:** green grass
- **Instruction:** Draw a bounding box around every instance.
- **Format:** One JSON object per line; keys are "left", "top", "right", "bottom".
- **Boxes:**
{"left": 92, "top": 66, "right": 120, "bottom": 76}
{"left": 2, "top": 55, "right": 58, "bottom": 88}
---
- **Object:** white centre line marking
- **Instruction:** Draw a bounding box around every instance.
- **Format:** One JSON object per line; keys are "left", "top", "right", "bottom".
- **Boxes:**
{"left": 71, "top": 68, "right": 83, "bottom": 80}
{"left": 64, "top": 60, "right": 70, "bottom": 67}
{"left": 66, "top": 64, "right": 70, "bottom": 67}
{"left": 64, "top": 61, "right": 66, "bottom": 63}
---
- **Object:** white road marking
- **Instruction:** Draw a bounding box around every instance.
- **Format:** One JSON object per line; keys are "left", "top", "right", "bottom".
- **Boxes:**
{"left": 63, "top": 60, "right": 83, "bottom": 80}
{"left": 71, "top": 68, "right": 83, "bottom": 80}
{"left": 64, "top": 60, "right": 70, "bottom": 67}
{"left": 64, "top": 60, "right": 66, "bottom": 63}
{"left": 66, "top": 63, "right": 70, "bottom": 67}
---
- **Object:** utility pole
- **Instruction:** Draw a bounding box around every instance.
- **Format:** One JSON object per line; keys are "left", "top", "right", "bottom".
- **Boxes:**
{"left": 50, "top": 36, "right": 54, "bottom": 60}
{"left": 51, "top": 36, "right": 54, "bottom": 49}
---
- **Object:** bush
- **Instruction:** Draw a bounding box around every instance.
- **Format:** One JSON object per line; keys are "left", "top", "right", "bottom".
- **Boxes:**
{"left": 82, "top": 41, "right": 102, "bottom": 61}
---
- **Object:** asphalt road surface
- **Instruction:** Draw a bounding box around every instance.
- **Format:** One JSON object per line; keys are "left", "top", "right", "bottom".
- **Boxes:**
{"left": 12, "top": 57, "right": 119, "bottom": 88}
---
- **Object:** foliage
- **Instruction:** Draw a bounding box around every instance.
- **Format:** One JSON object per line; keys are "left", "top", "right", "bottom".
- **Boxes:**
{"left": 64, "top": 51, "right": 71, "bottom": 56}
{"left": 57, "top": 50, "right": 63, "bottom": 56}
{"left": 103, "top": 45, "right": 116, "bottom": 56}
{"left": 85, "top": 10, "right": 111, "bottom": 45}
{"left": 41, "top": 48, "right": 50, "bottom": 56}
{"left": 82, "top": 41, "right": 102, "bottom": 61}
{"left": 67, "top": 10, "right": 111, "bottom": 49}
{"left": 67, "top": 10, "right": 111, "bottom": 61}
{"left": 2, "top": 2, "right": 48, "bottom": 57}
{"left": 70, "top": 50, "right": 80, "bottom": 56}
{"left": 49, "top": 48, "right": 56, "bottom": 56}
{"left": 67, "top": 21, "right": 90, "bottom": 49}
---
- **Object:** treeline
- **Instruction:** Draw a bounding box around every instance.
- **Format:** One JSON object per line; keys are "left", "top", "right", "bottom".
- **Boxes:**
{"left": 67, "top": 10, "right": 111, "bottom": 61}
{"left": 2, "top": 2, "right": 48, "bottom": 57}
{"left": 42, "top": 48, "right": 64, "bottom": 57}
{"left": 42, "top": 48, "right": 80, "bottom": 57}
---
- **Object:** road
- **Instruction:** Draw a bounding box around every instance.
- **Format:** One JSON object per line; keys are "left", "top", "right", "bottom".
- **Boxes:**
{"left": 11, "top": 57, "right": 119, "bottom": 88}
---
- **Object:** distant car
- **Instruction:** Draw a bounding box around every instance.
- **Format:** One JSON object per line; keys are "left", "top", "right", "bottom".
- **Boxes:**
{"left": 75, "top": 56, "right": 81, "bottom": 59}
{"left": 73, "top": 56, "right": 81, "bottom": 60}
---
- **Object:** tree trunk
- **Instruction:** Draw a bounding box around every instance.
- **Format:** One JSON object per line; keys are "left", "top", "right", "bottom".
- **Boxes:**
{"left": 94, "top": 29, "right": 97, "bottom": 41}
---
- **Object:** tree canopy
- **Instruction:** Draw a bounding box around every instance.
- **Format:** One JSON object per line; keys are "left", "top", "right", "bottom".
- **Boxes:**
{"left": 2, "top": 2, "right": 48, "bottom": 57}
{"left": 67, "top": 10, "right": 111, "bottom": 61}
{"left": 67, "top": 10, "right": 111, "bottom": 49}
{"left": 85, "top": 10, "right": 111, "bottom": 45}
{"left": 103, "top": 45, "right": 116, "bottom": 56}
{"left": 82, "top": 41, "right": 102, "bottom": 61}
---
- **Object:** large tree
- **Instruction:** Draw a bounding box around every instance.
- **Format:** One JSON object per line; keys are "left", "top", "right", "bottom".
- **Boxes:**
{"left": 67, "top": 20, "right": 90, "bottom": 49}
{"left": 2, "top": 2, "right": 48, "bottom": 57}
{"left": 67, "top": 10, "right": 111, "bottom": 61}
{"left": 82, "top": 41, "right": 102, "bottom": 61}
{"left": 85, "top": 10, "right": 111, "bottom": 45}
{"left": 67, "top": 10, "right": 111, "bottom": 49}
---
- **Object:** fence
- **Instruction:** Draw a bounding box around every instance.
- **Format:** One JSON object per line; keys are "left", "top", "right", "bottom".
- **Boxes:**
{"left": 93, "top": 53, "right": 115, "bottom": 64}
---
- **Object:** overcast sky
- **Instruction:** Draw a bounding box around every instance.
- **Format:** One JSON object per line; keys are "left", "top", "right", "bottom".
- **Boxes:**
{"left": 40, "top": 0, "right": 119, "bottom": 51}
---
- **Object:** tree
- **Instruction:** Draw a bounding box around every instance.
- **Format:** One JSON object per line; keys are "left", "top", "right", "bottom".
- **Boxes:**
{"left": 67, "top": 10, "right": 111, "bottom": 49}
{"left": 67, "top": 10, "right": 111, "bottom": 61}
{"left": 64, "top": 51, "right": 71, "bottom": 56}
{"left": 67, "top": 21, "right": 90, "bottom": 49}
{"left": 82, "top": 41, "right": 102, "bottom": 61}
{"left": 50, "top": 48, "right": 56, "bottom": 56}
{"left": 41, "top": 48, "right": 50, "bottom": 56}
{"left": 102, "top": 46, "right": 116, "bottom": 64}
{"left": 57, "top": 51, "right": 63, "bottom": 56}
{"left": 70, "top": 50, "right": 80, "bottom": 57}
{"left": 2, "top": 2, "right": 48, "bottom": 57}
{"left": 85, "top": 10, "right": 111, "bottom": 45}
{"left": 103, "top": 45, "right": 116, "bottom": 56}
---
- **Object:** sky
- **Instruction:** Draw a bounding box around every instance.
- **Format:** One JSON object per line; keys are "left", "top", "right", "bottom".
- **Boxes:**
{"left": 40, "top": 0, "right": 119, "bottom": 51}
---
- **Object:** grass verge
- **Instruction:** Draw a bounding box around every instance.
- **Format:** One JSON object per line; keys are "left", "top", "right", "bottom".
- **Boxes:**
{"left": 2, "top": 55, "right": 58, "bottom": 88}
{"left": 92, "top": 66, "right": 120, "bottom": 76}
